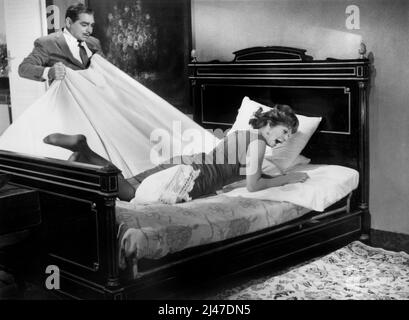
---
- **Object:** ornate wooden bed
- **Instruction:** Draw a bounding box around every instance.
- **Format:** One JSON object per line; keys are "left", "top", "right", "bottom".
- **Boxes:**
{"left": 0, "top": 46, "right": 371, "bottom": 299}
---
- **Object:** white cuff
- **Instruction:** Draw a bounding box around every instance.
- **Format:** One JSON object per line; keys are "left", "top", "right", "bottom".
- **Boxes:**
{"left": 42, "top": 67, "right": 50, "bottom": 80}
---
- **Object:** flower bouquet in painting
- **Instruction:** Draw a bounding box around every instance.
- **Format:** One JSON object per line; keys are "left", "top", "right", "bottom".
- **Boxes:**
{"left": 90, "top": 0, "right": 191, "bottom": 112}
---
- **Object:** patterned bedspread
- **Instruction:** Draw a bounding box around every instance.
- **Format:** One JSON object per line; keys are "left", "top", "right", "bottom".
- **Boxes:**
{"left": 116, "top": 194, "right": 310, "bottom": 269}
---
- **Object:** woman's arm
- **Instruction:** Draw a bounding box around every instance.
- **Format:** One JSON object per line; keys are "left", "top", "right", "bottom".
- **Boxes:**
{"left": 245, "top": 139, "right": 308, "bottom": 192}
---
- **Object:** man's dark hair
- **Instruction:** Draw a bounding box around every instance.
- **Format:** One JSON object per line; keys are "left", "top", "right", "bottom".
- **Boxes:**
{"left": 65, "top": 3, "right": 94, "bottom": 22}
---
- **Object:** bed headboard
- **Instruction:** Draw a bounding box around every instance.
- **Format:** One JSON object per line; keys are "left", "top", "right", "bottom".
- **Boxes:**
{"left": 189, "top": 46, "right": 371, "bottom": 212}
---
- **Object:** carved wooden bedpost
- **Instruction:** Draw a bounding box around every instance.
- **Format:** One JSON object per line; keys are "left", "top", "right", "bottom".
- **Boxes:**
{"left": 190, "top": 49, "right": 199, "bottom": 123}
{"left": 358, "top": 80, "right": 371, "bottom": 242}
{"left": 98, "top": 166, "right": 124, "bottom": 299}
{"left": 104, "top": 197, "right": 120, "bottom": 287}
{"left": 358, "top": 42, "right": 371, "bottom": 243}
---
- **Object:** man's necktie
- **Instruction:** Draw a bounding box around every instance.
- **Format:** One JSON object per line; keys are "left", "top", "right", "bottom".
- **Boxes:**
{"left": 78, "top": 40, "right": 89, "bottom": 68}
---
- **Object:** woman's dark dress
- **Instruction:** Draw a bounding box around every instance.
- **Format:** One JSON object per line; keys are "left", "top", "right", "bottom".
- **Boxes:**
{"left": 128, "top": 130, "right": 265, "bottom": 199}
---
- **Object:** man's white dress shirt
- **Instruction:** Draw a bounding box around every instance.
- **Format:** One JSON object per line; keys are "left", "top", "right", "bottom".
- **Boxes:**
{"left": 42, "top": 28, "right": 93, "bottom": 80}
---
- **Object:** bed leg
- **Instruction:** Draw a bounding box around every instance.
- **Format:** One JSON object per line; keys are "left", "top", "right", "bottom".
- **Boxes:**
{"left": 359, "top": 207, "right": 371, "bottom": 245}
{"left": 103, "top": 198, "right": 121, "bottom": 288}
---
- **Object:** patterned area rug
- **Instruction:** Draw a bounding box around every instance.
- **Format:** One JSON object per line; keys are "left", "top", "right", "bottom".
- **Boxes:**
{"left": 212, "top": 241, "right": 409, "bottom": 300}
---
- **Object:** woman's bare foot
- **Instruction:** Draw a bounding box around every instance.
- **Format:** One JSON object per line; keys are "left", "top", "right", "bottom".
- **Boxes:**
{"left": 43, "top": 133, "right": 87, "bottom": 152}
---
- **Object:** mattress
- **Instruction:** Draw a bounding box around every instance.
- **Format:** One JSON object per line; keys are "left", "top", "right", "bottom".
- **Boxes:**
{"left": 115, "top": 164, "right": 359, "bottom": 271}
{"left": 116, "top": 195, "right": 309, "bottom": 264}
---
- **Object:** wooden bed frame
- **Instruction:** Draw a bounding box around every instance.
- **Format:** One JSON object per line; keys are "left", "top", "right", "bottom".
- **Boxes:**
{"left": 0, "top": 46, "right": 371, "bottom": 300}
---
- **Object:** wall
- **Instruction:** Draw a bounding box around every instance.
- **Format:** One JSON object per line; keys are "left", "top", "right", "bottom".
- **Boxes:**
{"left": 0, "top": 0, "right": 5, "bottom": 42}
{"left": 192, "top": 0, "right": 409, "bottom": 234}
{"left": 0, "top": 0, "right": 8, "bottom": 135}
{"left": 3, "top": 0, "right": 47, "bottom": 121}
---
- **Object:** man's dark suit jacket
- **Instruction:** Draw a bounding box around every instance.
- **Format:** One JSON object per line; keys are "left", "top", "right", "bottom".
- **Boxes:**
{"left": 18, "top": 30, "right": 102, "bottom": 82}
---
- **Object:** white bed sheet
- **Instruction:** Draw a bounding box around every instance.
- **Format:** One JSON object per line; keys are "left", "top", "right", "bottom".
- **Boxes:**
{"left": 222, "top": 164, "right": 359, "bottom": 212}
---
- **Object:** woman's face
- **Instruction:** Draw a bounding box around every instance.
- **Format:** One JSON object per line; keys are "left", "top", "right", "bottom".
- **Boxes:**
{"left": 261, "top": 124, "right": 292, "bottom": 147}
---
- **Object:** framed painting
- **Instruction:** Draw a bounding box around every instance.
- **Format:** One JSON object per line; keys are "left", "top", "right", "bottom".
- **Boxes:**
{"left": 88, "top": 0, "right": 192, "bottom": 113}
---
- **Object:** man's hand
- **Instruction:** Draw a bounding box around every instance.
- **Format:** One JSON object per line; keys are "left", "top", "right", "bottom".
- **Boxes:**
{"left": 48, "top": 62, "right": 66, "bottom": 80}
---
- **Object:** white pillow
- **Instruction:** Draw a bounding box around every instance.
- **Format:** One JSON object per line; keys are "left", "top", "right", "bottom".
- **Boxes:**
{"left": 231, "top": 96, "right": 322, "bottom": 171}
{"left": 131, "top": 165, "right": 200, "bottom": 205}
{"left": 223, "top": 164, "right": 359, "bottom": 212}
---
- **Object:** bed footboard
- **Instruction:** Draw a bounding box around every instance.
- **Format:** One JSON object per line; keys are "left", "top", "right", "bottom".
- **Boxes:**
{"left": 0, "top": 150, "right": 123, "bottom": 299}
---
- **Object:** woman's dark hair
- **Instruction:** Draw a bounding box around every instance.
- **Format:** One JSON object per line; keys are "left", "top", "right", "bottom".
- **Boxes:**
{"left": 66, "top": 3, "right": 94, "bottom": 22}
{"left": 249, "top": 104, "right": 299, "bottom": 133}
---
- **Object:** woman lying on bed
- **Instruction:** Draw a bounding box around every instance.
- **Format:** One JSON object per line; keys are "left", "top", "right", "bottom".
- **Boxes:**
{"left": 43, "top": 104, "right": 309, "bottom": 203}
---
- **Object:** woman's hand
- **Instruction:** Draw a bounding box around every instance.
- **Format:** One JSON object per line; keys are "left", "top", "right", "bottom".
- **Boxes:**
{"left": 222, "top": 179, "right": 247, "bottom": 193}
{"left": 281, "top": 172, "right": 309, "bottom": 185}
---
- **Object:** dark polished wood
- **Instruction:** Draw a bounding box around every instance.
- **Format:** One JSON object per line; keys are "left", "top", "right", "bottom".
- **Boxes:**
{"left": 0, "top": 184, "right": 41, "bottom": 237}
{"left": 0, "top": 46, "right": 371, "bottom": 299}
{"left": 233, "top": 46, "right": 313, "bottom": 62}
{"left": 0, "top": 150, "right": 122, "bottom": 298}
{"left": 0, "top": 173, "right": 8, "bottom": 189}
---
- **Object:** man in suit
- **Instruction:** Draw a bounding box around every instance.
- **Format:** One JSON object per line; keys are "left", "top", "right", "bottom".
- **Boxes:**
{"left": 18, "top": 3, "right": 102, "bottom": 82}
